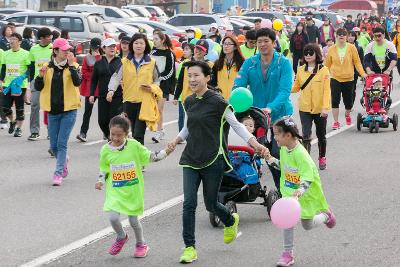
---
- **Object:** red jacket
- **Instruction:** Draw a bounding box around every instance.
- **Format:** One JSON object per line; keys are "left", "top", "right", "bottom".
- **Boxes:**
{"left": 80, "top": 54, "right": 101, "bottom": 96}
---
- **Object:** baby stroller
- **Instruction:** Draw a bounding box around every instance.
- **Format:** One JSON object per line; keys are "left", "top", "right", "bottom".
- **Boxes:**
{"left": 209, "top": 107, "right": 280, "bottom": 227}
{"left": 357, "top": 74, "right": 398, "bottom": 133}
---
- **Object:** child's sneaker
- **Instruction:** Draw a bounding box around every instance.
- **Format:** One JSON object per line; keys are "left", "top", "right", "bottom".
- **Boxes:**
{"left": 325, "top": 208, "right": 336, "bottom": 228}
{"left": 108, "top": 234, "right": 128, "bottom": 255}
{"left": 277, "top": 251, "right": 294, "bottom": 266}
{"left": 224, "top": 213, "right": 239, "bottom": 244}
{"left": 134, "top": 243, "right": 149, "bottom": 258}
{"left": 345, "top": 114, "right": 352, "bottom": 125}
{"left": 331, "top": 121, "right": 341, "bottom": 130}
{"left": 319, "top": 157, "right": 327, "bottom": 170}
{"left": 52, "top": 175, "right": 63, "bottom": 186}
{"left": 179, "top": 246, "right": 197, "bottom": 263}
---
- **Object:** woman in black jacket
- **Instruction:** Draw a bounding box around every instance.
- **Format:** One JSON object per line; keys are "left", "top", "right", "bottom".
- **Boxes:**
{"left": 290, "top": 22, "right": 309, "bottom": 74}
{"left": 150, "top": 30, "right": 176, "bottom": 143}
{"left": 89, "top": 38, "right": 123, "bottom": 140}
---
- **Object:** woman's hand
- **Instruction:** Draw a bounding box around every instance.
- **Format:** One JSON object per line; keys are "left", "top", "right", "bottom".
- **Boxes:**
{"left": 89, "top": 96, "right": 95, "bottom": 104}
{"left": 141, "top": 84, "right": 152, "bottom": 92}
{"left": 248, "top": 137, "right": 269, "bottom": 157}
{"left": 292, "top": 190, "right": 302, "bottom": 199}
{"left": 95, "top": 181, "right": 103, "bottom": 190}
{"left": 106, "top": 91, "right": 114, "bottom": 102}
{"left": 67, "top": 52, "right": 75, "bottom": 66}
{"left": 320, "top": 109, "right": 329, "bottom": 117}
{"left": 172, "top": 100, "right": 178, "bottom": 105}
{"left": 39, "top": 66, "right": 48, "bottom": 78}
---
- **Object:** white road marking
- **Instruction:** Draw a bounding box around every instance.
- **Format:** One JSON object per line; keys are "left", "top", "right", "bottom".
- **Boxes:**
{"left": 19, "top": 195, "right": 184, "bottom": 267}
{"left": 19, "top": 100, "right": 400, "bottom": 266}
{"left": 84, "top": 119, "right": 178, "bottom": 146}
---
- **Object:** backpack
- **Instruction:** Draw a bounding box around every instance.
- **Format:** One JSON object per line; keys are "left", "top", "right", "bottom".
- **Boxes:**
{"left": 228, "top": 151, "right": 260, "bottom": 185}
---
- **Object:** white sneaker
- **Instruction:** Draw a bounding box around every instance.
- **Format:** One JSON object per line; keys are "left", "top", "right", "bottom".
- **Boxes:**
{"left": 0, "top": 123, "right": 8, "bottom": 129}
{"left": 151, "top": 131, "right": 161, "bottom": 143}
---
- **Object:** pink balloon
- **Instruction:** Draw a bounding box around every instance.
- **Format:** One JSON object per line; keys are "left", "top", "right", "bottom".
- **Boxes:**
{"left": 270, "top": 197, "right": 301, "bottom": 229}
{"left": 260, "top": 19, "right": 272, "bottom": 29}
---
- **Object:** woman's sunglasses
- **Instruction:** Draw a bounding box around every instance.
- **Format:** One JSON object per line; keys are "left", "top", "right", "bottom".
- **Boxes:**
{"left": 304, "top": 49, "right": 315, "bottom": 56}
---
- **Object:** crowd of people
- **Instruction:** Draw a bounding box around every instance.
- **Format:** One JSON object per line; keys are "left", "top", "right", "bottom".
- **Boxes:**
{"left": 0, "top": 10, "right": 398, "bottom": 266}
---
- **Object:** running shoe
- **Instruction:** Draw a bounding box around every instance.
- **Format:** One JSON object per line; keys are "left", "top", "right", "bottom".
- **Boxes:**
{"left": 134, "top": 243, "right": 149, "bottom": 258}
{"left": 151, "top": 130, "right": 165, "bottom": 143}
{"left": 14, "top": 128, "right": 22, "bottom": 137}
{"left": 276, "top": 251, "right": 295, "bottom": 267}
{"left": 62, "top": 157, "right": 69, "bottom": 178}
{"left": 331, "top": 121, "right": 341, "bottom": 130}
{"left": 179, "top": 246, "right": 197, "bottom": 263}
{"left": 52, "top": 175, "right": 63, "bottom": 186}
{"left": 28, "top": 133, "right": 40, "bottom": 141}
{"left": 76, "top": 133, "right": 87, "bottom": 142}
{"left": 48, "top": 148, "right": 55, "bottom": 157}
{"left": 325, "top": 208, "right": 336, "bottom": 228}
{"left": 223, "top": 213, "right": 239, "bottom": 244}
{"left": 319, "top": 157, "right": 327, "bottom": 170}
{"left": 108, "top": 234, "right": 128, "bottom": 255}
{"left": 8, "top": 121, "right": 16, "bottom": 134}
{"left": 345, "top": 114, "right": 352, "bottom": 125}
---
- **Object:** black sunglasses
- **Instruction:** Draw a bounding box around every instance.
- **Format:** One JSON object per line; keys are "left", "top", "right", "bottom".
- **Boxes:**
{"left": 304, "top": 49, "right": 315, "bottom": 56}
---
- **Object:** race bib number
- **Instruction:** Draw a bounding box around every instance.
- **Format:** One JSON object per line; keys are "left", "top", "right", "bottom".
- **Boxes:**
{"left": 110, "top": 162, "right": 138, "bottom": 187}
{"left": 284, "top": 165, "right": 300, "bottom": 189}
{"left": 36, "top": 58, "right": 49, "bottom": 69}
{"left": 6, "top": 64, "right": 20, "bottom": 77}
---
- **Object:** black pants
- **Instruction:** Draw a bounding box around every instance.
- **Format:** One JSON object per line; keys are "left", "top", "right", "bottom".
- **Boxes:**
{"left": 3, "top": 89, "right": 26, "bottom": 121}
{"left": 79, "top": 96, "right": 96, "bottom": 135}
{"left": 292, "top": 53, "right": 303, "bottom": 74}
{"left": 123, "top": 102, "right": 146, "bottom": 145}
{"left": 268, "top": 127, "right": 281, "bottom": 192}
{"left": 352, "top": 74, "right": 359, "bottom": 106}
{"left": 98, "top": 96, "right": 123, "bottom": 139}
{"left": 299, "top": 111, "right": 327, "bottom": 158}
{"left": 331, "top": 78, "right": 354, "bottom": 110}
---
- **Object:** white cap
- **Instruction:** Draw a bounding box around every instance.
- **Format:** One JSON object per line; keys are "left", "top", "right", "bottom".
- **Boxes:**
{"left": 210, "top": 23, "right": 218, "bottom": 29}
{"left": 102, "top": 38, "right": 116, "bottom": 47}
{"left": 373, "top": 76, "right": 383, "bottom": 84}
{"left": 225, "top": 25, "right": 234, "bottom": 31}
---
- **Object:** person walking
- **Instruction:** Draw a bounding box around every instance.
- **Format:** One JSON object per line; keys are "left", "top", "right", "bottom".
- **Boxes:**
{"left": 34, "top": 38, "right": 81, "bottom": 186}
{"left": 290, "top": 22, "right": 309, "bottom": 74}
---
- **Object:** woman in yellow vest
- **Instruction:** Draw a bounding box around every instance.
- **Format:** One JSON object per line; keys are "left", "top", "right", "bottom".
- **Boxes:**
{"left": 107, "top": 33, "right": 161, "bottom": 145}
{"left": 34, "top": 38, "right": 81, "bottom": 186}
{"left": 210, "top": 36, "right": 244, "bottom": 100}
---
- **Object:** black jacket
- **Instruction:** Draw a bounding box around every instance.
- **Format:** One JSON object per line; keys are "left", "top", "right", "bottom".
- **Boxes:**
{"left": 306, "top": 24, "right": 320, "bottom": 43}
{"left": 90, "top": 56, "right": 122, "bottom": 98}
{"left": 35, "top": 61, "right": 81, "bottom": 114}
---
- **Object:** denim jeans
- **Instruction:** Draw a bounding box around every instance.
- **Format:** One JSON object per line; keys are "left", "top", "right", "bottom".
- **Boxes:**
{"left": 48, "top": 110, "right": 77, "bottom": 176}
{"left": 178, "top": 101, "right": 185, "bottom": 132}
{"left": 182, "top": 156, "right": 234, "bottom": 247}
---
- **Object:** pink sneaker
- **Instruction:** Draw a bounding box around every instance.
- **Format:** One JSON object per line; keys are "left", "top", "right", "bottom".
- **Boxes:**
{"left": 345, "top": 115, "right": 352, "bottom": 125}
{"left": 134, "top": 243, "right": 149, "bottom": 258}
{"left": 277, "top": 251, "right": 294, "bottom": 266}
{"left": 332, "top": 121, "right": 341, "bottom": 130}
{"left": 325, "top": 208, "right": 336, "bottom": 228}
{"left": 108, "top": 234, "right": 128, "bottom": 255}
{"left": 52, "top": 175, "right": 63, "bottom": 186}
{"left": 319, "top": 157, "right": 327, "bottom": 170}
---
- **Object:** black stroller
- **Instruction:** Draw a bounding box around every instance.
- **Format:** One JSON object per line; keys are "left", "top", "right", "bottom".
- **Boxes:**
{"left": 209, "top": 107, "right": 280, "bottom": 227}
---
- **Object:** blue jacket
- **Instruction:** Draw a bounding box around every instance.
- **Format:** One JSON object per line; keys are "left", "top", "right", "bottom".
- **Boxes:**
{"left": 233, "top": 51, "right": 293, "bottom": 123}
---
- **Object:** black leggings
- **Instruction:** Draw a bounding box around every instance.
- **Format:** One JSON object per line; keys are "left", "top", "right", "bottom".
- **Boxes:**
{"left": 98, "top": 96, "right": 123, "bottom": 139}
{"left": 292, "top": 53, "right": 303, "bottom": 74}
{"left": 331, "top": 78, "right": 354, "bottom": 110}
{"left": 3, "top": 89, "right": 26, "bottom": 121}
{"left": 299, "top": 111, "right": 327, "bottom": 158}
{"left": 123, "top": 102, "right": 146, "bottom": 145}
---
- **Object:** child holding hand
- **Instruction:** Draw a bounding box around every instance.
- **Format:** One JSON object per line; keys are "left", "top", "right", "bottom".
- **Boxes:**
{"left": 96, "top": 115, "right": 173, "bottom": 258}
{"left": 263, "top": 116, "right": 336, "bottom": 267}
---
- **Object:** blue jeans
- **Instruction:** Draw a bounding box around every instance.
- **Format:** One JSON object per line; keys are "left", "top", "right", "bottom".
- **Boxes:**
{"left": 48, "top": 110, "right": 77, "bottom": 176}
{"left": 178, "top": 101, "right": 185, "bottom": 132}
{"left": 182, "top": 156, "right": 234, "bottom": 247}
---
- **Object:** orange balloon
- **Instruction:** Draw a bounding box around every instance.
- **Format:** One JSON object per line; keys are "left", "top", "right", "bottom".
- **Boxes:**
{"left": 174, "top": 47, "right": 184, "bottom": 60}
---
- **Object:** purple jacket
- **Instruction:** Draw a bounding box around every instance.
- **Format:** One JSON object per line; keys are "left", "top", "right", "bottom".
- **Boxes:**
{"left": 319, "top": 24, "right": 335, "bottom": 44}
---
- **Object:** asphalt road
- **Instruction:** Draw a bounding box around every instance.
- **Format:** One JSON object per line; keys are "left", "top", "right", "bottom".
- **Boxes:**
{"left": 1, "top": 76, "right": 400, "bottom": 267}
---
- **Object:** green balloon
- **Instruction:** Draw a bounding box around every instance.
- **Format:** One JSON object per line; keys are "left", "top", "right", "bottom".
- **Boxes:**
{"left": 213, "top": 43, "right": 221, "bottom": 54}
{"left": 189, "top": 38, "right": 199, "bottom": 45}
{"left": 229, "top": 87, "right": 253, "bottom": 112}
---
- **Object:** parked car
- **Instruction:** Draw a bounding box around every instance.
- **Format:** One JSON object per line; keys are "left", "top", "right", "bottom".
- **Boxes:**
{"left": 125, "top": 22, "right": 154, "bottom": 39}
{"left": 229, "top": 19, "right": 248, "bottom": 35}
{"left": 243, "top": 11, "right": 293, "bottom": 32}
{"left": 15, "top": 24, "right": 61, "bottom": 39}
{"left": 102, "top": 21, "right": 122, "bottom": 40}
{"left": 230, "top": 15, "right": 263, "bottom": 23}
{"left": 167, "top": 14, "right": 232, "bottom": 36}
{"left": 110, "top": 22, "right": 142, "bottom": 38}
{"left": 126, "top": 20, "right": 185, "bottom": 39}
{"left": 230, "top": 18, "right": 254, "bottom": 28}
{"left": 307, "top": 12, "right": 344, "bottom": 29}
{"left": 65, "top": 4, "right": 141, "bottom": 23}
{"left": 120, "top": 8, "right": 142, "bottom": 19}
{"left": 121, "top": 6, "right": 151, "bottom": 19}
{"left": 0, "top": 8, "right": 35, "bottom": 14}
{"left": 4, "top": 11, "right": 105, "bottom": 40}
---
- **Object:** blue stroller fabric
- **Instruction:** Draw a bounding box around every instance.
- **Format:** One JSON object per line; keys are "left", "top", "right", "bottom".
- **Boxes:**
{"left": 3, "top": 73, "right": 27, "bottom": 96}
{"left": 227, "top": 151, "right": 261, "bottom": 185}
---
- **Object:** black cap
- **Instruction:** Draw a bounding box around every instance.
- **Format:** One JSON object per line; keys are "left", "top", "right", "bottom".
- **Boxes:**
{"left": 90, "top": 38, "right": 102, "bottom": 49}
{"left": 37, "top": 27, "right": 53, "bottom": 39}
{"left": 195, "top": 39, "right": 209, "bottom": 53}
{"left": 121, "top": 36, "right": 131, "bottom": 43}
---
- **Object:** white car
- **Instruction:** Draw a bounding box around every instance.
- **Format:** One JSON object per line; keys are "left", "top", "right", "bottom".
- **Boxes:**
{"left": 167, "top": 14, "right": 232, "bottom": 36}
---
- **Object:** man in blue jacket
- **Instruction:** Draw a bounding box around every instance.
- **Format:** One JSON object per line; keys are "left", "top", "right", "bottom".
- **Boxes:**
{"left": 233, "top": 28, "right": 293, "bottom": 191}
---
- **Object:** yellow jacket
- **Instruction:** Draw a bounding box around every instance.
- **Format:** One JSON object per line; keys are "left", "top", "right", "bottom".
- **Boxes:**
{"left": 40, "top": 62, "right": 81, "bottom": 112}
{"left": 392, "top": 34, "right": 400, "bottom": 58}
{"left": 139, "top": 84, "right": 163, "bottom": 131}
{"left": 292, "top": 64, "right": 331, "bottom": 114}
{"left": 215, "top": 63, "right": 239, "bottom": 100}
{"left": 325, "top": 43, "right": 366, "bottom": 82}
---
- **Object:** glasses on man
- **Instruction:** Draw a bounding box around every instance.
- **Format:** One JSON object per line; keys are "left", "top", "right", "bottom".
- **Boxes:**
{"left": 374, "top": 34, "right": 383, "bottom": 38}
{"left": 304, "top": 49, "right": 315, "bottom": 56}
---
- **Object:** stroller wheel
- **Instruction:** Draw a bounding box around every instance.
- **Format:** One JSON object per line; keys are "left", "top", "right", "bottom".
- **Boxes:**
{"left": 393, "top": 114, "right": 398, "bottom": 131}
{"left": 225, "top": 201, "right": 237, "bottom": 214}
{"left": 357, "top": 113, "right": 362, "bottom": 131}
{"left": 266, "top": 190, "right": 280, "bottom": 217}
{"left": 369, "top": 122, "right": 374, "bottom": 133}
{"left": 375, "top": 122, "right": 379, "bottom": 133}
{"left": 209, "top": 212, "right": 221, "bottom": 227}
